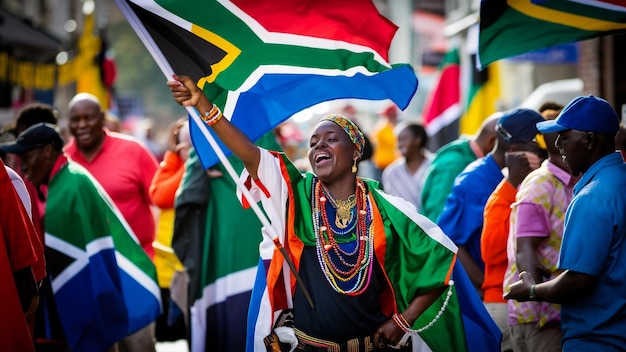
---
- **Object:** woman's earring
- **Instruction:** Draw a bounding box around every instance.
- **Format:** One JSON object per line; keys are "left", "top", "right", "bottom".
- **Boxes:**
{"left": 352, "top": 160, "right": 357, "bottom": 174}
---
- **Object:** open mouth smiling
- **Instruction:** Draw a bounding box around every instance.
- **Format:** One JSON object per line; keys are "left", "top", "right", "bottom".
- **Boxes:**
{"left": 314, "top": 152, "right": 332, "bottom": 165}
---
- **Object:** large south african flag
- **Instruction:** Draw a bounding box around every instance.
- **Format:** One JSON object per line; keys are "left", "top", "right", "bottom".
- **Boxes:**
{"left": 116, "top": 0, "right": 419, "bottom": 168}
{"left": 479, "top": 0, "right": 626, "bottom": 68}
{"left": 45, "top": 161, "right": 161, "bottom": 352}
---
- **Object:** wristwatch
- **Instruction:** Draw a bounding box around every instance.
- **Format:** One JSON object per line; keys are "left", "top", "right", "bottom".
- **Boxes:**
{"left": 529, "top": 284, "right": 537, "bottom": 300}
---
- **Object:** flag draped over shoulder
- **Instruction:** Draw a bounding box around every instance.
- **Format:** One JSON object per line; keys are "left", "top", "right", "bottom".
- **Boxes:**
{"left": 247, "top": 153, "right": 501, "bottom": 352}
{"left": 372, "top": 190, "right": 502, "bottom": 352}
{"left": 180, "top": 133, "right": 281, "bottom": 352}
{"left": 478, "top": 0, "right": 626, "bottom": 68}
{"left": 45, "top": 161, "right": 160, "bottom": 352}
{"left": 422, "top": 48, "right": 461, "bottom": 150}
{"left": 119, "top": 0, "right": 418, "bottom": 168}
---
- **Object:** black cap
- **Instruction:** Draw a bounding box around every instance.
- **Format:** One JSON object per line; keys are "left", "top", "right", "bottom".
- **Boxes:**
{"left": 496, "top": 108, "right": 545, "bottom": 143}
{"left": 0, "top": 122, "right": 63, "bottom": 154}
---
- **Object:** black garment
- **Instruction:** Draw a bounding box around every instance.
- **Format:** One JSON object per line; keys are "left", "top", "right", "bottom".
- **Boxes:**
{"left": 293, "top": 246, "right": 388, "bottom": 342}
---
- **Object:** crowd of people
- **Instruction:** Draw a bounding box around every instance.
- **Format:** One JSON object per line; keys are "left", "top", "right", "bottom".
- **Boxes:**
{"left": 1, "top": 81, "right": 625, "bottom": 352}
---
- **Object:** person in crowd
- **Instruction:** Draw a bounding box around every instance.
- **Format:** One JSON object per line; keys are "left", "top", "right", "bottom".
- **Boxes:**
{"left": 479, "top": 105, "right": 558, "bottom": 351}
{"left": 10, "top": 102, "right": 56, "bottom": 262}
{"left": 3, "top": 103, "right": 55, "bottom": 343}
{"left": 370, "top": 104, "right": 400, "bottom": 180}
{"left": 1, "top": 123, "right": 160, "bottom": 352}
{"left": 505, "top": 95, "right": 626, "bottom": 351}
{"left": 420, "top": 114, "right": 499, "bottom": 222}
{"left": 63, "top": 93, "right": 158, "bottom": 351}
{"left": 0, "top": 160, "right": 38, "bottom": 352}
{"left": 438, "top": 109, "right": 546, "bottom": 297}
{"left": 171, "top": 130, "right": 282, "bottom": 351}
{"left": 381, "top": 122, "right": 432, "bottom": 211}
{"left": 503, "top": 105, "right": 576, "bottom": 352}
{"left": 149, "top": 117, "right": 189, "bottom": 343}
{"left": 167, "top": 74, "right": 500, "bottom": 352}
{"left": 14, "top": 103, "right": 58, "bottom": 135}
{"left": 64, "top": 93, "right": 158, "bottom": 257}
{"left": 480, "top": 148, "right": 544, "bottom": 352}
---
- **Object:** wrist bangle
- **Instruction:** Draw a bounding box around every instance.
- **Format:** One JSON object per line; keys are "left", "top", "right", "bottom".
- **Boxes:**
{"left": 200, "top": 104, "right": 223, "bottom": 126}
{"left": 529, "top": 284, "right": 537, "bottom": 300}
{"left": 391, "top": 281, "right": 455, "bottom": 335}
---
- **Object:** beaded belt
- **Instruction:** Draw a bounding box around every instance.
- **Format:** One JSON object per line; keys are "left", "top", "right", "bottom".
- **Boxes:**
{"left": 294, "top": 328, "right": 385, "bottom": 352}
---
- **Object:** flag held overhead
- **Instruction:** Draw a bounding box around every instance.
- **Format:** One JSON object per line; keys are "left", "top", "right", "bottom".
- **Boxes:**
{"left": 120, "top": 0, "right": 418, "bottom": 169}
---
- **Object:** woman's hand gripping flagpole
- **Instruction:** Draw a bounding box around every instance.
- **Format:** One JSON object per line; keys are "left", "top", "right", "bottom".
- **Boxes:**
{"left": 115, "top": 0, "right": 314, "bottom": 309}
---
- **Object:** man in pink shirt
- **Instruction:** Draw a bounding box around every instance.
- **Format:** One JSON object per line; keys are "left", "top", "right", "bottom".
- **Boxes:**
{"left": 503, "top": 107, "right": 577, "bottom": 352}
{"left": 64, "top": 93, "right": 158, "bottom": 352}
{"left": 64, "top": 93, "right": 158, "bottom": 258}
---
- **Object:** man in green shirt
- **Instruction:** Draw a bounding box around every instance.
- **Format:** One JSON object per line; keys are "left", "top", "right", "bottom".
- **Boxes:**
{"left": 420, "top": 114, "right": 500, "bottom": 222}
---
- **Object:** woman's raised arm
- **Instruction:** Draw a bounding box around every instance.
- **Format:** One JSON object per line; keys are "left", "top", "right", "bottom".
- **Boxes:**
{"left": 167, "top": 74, "right": 261, "bottom": 178}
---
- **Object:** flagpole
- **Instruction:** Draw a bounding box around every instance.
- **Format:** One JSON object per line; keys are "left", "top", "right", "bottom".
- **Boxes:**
{"left": 114, "top": 0, "right": 313, "bottom": 309}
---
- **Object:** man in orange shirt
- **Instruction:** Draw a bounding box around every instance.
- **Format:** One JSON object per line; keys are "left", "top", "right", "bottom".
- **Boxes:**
{"left": 480, "top": 150, "right": 542, "bottom": 351}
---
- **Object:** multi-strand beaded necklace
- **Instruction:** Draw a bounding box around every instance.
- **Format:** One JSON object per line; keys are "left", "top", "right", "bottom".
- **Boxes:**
{"left": 312, "top": 177, "right": 374, "bottom": 296}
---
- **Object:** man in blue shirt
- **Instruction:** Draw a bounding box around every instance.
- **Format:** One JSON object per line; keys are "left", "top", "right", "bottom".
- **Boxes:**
{"left": 506, "top": 95, "right": 626, "bottom": 351}
{"left": 438, "top": 108, "right": 545, "bottom": 296}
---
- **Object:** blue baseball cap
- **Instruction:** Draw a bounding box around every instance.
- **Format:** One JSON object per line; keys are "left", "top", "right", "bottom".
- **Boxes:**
{"left": 0, "top": 122, "right": 64, "bottom": 154}
{"left": 536, "top": 95, "right": 620, "bottom": 134}
{"left": 496, "top": 108, "right": 545, "bottom": 143}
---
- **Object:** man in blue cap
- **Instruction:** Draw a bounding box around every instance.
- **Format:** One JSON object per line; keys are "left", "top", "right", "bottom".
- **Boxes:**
{"left": 505, "top": 95, "right": 626, "bottom": 351}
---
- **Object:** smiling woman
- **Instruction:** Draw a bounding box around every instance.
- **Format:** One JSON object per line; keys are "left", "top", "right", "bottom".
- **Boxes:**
{"left": 166, "top": 75, "right": 500, "bottom": 352}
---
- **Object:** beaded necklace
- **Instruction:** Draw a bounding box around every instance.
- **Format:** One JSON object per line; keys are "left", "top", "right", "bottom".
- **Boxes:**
{"left": 312, "top": 177, "right": 374, "bottom": 296}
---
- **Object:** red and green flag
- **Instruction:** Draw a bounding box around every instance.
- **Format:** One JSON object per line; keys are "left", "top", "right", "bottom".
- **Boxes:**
{"left": 422, "top": 47, "right": 462, "bottom": 149}
{"left": 479, "top": 0, "right": 626, "bottom": 68}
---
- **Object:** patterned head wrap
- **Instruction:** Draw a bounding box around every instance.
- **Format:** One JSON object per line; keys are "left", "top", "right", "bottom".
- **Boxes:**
{"left": 320, "top": 114, "right": 365, "bottom": 153}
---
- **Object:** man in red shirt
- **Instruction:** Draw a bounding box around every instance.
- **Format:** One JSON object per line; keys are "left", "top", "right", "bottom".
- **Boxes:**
{"left": 64, "top": 93, "right": 158, "bottom": 258}
{"left": 63, "top": 93, "right": 158, "bottom": 351}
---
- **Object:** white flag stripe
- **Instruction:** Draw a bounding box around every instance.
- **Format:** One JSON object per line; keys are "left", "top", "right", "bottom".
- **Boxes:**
{"left": 218, "top": 0, "right": 389, "bottom": 66}
{"left": 115, "top": 252, "right": 162, "bottom": 303}
{"left": 48, "top": 236, "right": 116, "bottom": 292}
{"left": 425, "top": 103, "right": 462, "bottom": 137}
{"left": 376, "top": 190, "right": 458, "bottom": 253}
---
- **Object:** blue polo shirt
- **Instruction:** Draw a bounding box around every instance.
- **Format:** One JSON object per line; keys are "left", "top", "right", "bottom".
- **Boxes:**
{"left": 558, "top": 152, "right": 626, "bottom": 351}
{"left": 438, "top": 154, "right": 503, "bottom": 270}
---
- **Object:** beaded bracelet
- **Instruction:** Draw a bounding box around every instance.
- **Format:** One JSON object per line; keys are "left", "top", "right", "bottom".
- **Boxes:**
{"left": 200, "top": 104, "right": 223, "bottom": 126}
{"left": 392, "top": 280, "right": 455, "bottom": 335}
